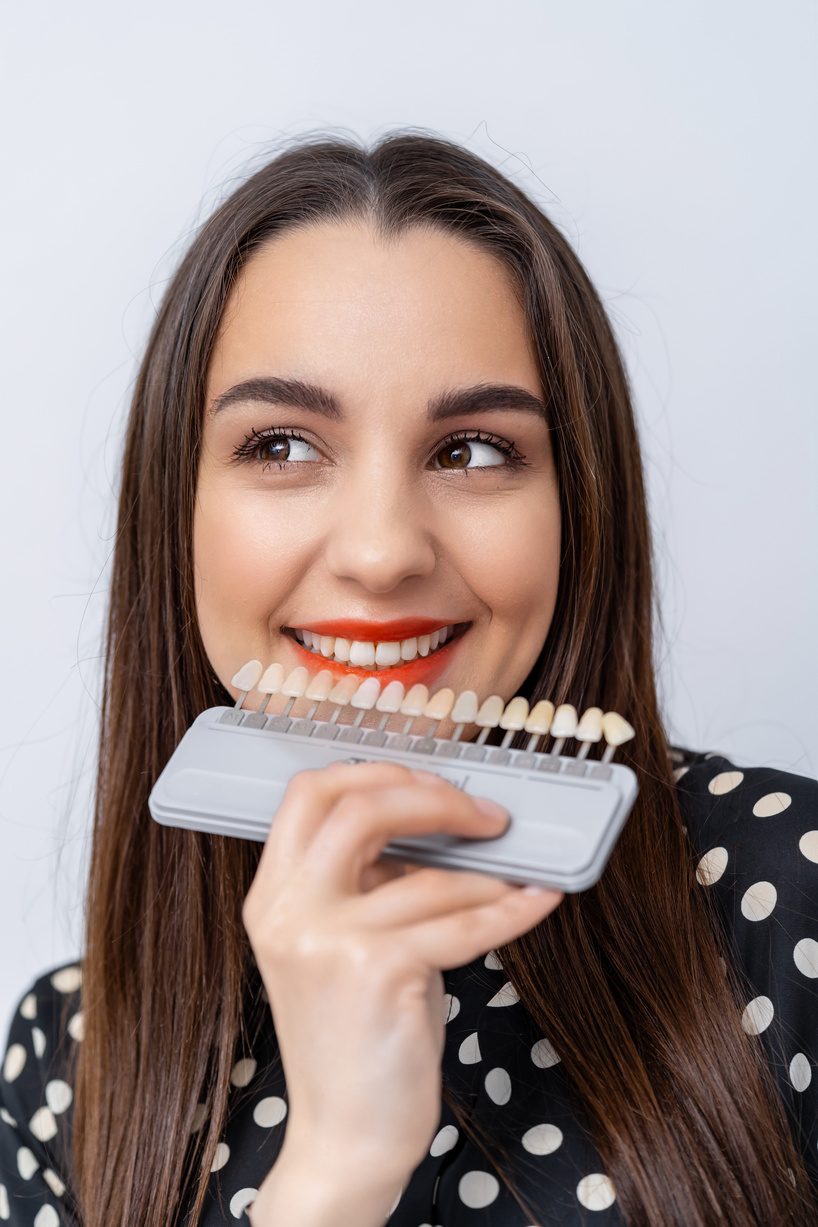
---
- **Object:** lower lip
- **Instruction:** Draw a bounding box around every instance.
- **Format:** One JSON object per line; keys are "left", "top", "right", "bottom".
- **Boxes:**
{"left": 288, "top": 635, "right": 462, "bottom": 686}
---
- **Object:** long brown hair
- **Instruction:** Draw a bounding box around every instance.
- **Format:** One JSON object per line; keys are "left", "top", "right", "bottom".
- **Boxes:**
{"left": 73, "top": 133, "right": 816, "bottom": 1225}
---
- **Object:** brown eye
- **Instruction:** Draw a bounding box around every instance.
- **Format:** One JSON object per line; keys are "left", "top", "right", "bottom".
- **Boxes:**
{"left": 259, "top": 437, "right": 291, "bottom": 463}
{"left": 437, "top": 442, "right": 472, "bottom": 469}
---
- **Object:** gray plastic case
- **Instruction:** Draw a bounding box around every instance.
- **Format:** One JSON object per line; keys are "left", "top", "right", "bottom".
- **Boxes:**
{"left": 149, "top": 706, "right": 638, "bottom": 893}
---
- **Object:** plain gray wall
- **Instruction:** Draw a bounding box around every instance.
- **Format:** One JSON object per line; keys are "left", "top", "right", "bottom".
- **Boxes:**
{"left": 1, "top": 0, "right": 816, "bottom": 1033}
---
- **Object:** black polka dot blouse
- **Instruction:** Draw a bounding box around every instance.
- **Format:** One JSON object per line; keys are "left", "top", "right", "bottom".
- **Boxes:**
{"left": 2, "top": 751, "right": 817, "bottom": 1224}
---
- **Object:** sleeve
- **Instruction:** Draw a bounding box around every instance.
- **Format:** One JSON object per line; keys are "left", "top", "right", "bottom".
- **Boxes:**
{"left": 676, "top": 755, "right": 818, "bottom": 1183}
{"left": 0, "top": 966, "right": 83, "bottom": 1226}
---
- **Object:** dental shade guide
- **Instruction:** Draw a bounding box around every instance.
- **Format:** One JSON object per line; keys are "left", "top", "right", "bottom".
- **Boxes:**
{"left": 150, "top": 661, "right": 639, "bottom": 893}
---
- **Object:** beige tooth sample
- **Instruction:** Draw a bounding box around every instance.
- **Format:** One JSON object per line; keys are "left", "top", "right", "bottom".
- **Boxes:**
{"left": 400, "top": 683, "right": 429, "bottom": 734}
{"left": 549, "top": 703, "right": 578, "bottom": 757}
{"left": 333, "top": 638, "right": 351, "bottom": 662}
{"left": 450, "top": 689, "right": 478, "bottom": 741}
{"left": 417, "top": 634, "right": 431, "bottom": 657}
{"left": 575, "top": 707, "right": 603, "bottom": 759}
{"left": 375, "top": 640, "right": 402, "bottom": 667}
{"left": 280, "top": 666, "right": 310, "bottom": 716}
{"left": 524, "top": 699, "right": 555, "bottom": 749}
{"left": 231, "top": 660, "right": 264, "bottom": 709}
{"left": 304, "top": 669, "right": 335, "bottom": 718}
{"left": 257, "top": 662, "right": 286, "bottom": 714}
{"left": 376, "top": 681, "right": 405, "bottom": 712}
{"left": 423, "top": 687, "right": 455, "bottom": 735}
{"left": 475, "top": 694, "right": 504, "bottom": 745}
{"left": 601, "top": 712, "right": 635, "bottom": 763}
{"left": 400, "top": 637, "right": 418, "bottom": 661}
{"left": 349, "top": 640, "right": 376, "bottom": 667}
{"left": 327, "top": 674, "right": 360, "bottom": 722}
{"left": 500, "top": 696, "right": 530, "bottom": 748}
{"left": 350, "top": 677, "right": 382, "bottom": 726}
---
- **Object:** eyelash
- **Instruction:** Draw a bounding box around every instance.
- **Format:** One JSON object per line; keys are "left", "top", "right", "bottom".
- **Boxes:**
{"left": 230, "top": 426, "right": 529, "bottom": 470}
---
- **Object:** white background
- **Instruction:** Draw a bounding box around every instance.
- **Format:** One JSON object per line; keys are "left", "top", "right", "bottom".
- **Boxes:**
{"left": 0, "top": 0, "right": 815, "bottom": 1031}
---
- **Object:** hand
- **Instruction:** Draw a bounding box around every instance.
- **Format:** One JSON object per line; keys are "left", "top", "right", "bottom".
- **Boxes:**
{"left": 243, "top": 760, "right": 563, "bottom": 1198}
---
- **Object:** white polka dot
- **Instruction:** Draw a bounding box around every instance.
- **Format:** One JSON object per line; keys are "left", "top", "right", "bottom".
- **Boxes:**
{"left": 252, "top": 1097, "right": 287, "bottom": 1128}
{"left": 484, "top": 950, "right": 503, "bottom": 971}
{"left": 430, "top": 1124, "right": 459, "bottom": 1156}
{"left": 51, "top": 967, "right": 81, "bottom": 994}
{"left": 229, "top": 1187, "right": 257, "bottom": 1218}
{"left": 531, "top": 1037, "right": 560, "bottom": 1068}
{"left": 790, "top": 1052, "right": 812, "bottom": 1092}
{"left": 191, "top": 1103, "right": 208, "bottom": 1133}
{"left": 3, "top": 1044, "right": 26, "bottom": 1083}
{"left": 708, "top": 771, "right": 744, "bottom": 796}
{"left": 798, "top": 831, "right": 818, "bottom": 863}
{"left": 458, "top": 1170, "right": 500, "bottom": 1209}
{"left": 32, "top": 1028, "right": 47, "bottom": 1059}
{"left": 229, "top": 1058, "right": 257, "bottom": 1088}
{"left": 67, "top": 1012, "right": 84, "bottom": 1042}
{"left": 486, "top": 981, "right": 520, "bottom": 1008}
{"left": 741, "top": 995, "right": 775, "bottom": 1035}
{"left": 740, "top": 881, "right": 777, "bottom": 921}
{"left": 696, "top": 847, "right": 728, "bottom": 886}
{"left": 42, "top": 1169, "right": 65, "bottom": 1197}
{"left": 673, "top": 766, "right": 689, "bottom": 782}
{"left": 443, "top": 993, "right": 460, "bottom": 1023}
{"left": 0, "top": 1184, "right": 8, "bottom": 1220}
{"left": 577, "top": 1173, "right": 616, "bottom": 1210}
{"left": 210, "top": 1142, "right": 230, "bottom": 1172}
{"left": 753, "top": 792, "right": 791, "bottom": 817}
{"left": 45, "top": 1080, "right": 73, "bottom": 1115}
{"left": 459, "top": 1032, "right": 481, "bottom": 1064}
{"left": 485, "top": 1067, "right": 512, "bottom": 1105}
{"left": 794, "top": 938, "right": 818, "bottom": 978}
{"left": 33, "top": 1208, "right": 59, "bottom": 1227}
{"left": 30, "top": 1108, "right": 58, "bottom": 1143}
{"left": 17, "top": 1146, "right": 39, "bottom": 1180}
{"left": 522, "top": 1123, "right": 563, "bottom": 1155}
{"left": 19, "top": 994, "right": 37, "bottom": 1021}
{"left": 0, "top": 1109, "right": 17, "bottom": 1128}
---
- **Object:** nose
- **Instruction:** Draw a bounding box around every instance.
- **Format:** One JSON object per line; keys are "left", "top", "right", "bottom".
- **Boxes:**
{"left": 323, "top": 471, "right": 436, "bottom": 594}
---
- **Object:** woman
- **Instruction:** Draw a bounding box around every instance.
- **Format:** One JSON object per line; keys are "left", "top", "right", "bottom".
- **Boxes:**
{"left": 1, "top": 133, "right": 816, "bottom": 1226}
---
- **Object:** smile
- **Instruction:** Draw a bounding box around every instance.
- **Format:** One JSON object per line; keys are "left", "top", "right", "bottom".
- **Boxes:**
{"left": 287, "top": 623, "right": 464, "bottom": 668}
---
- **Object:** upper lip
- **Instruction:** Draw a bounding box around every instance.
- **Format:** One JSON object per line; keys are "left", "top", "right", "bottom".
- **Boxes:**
{"left": 286, "top": 617, "right": 466, "bottom": 641}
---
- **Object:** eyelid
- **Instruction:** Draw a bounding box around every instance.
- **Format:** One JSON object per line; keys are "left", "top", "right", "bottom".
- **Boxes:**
{"left": 431, "top": 428, "right": 526, "bottom": 469}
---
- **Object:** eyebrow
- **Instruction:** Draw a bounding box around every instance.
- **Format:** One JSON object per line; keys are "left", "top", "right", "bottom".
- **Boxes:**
{"left": 211, "top": 377, "right": 547, "bottom": 423}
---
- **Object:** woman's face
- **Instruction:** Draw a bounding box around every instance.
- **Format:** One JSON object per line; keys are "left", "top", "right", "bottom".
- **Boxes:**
{"left": 195, "top": 221, "right": 561, "bottom": 727}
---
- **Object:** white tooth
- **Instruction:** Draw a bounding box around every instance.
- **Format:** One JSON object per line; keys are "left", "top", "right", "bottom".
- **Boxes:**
{"left": 429, "top": 630, "right": 440, "bottom": 651}
{"left": 417, "top": 634, "right": 431, "bottom": 657}
{"left": 319, "top": 636, "right": 336, "bottom": 659}
{"left": 375, "top": 641, "right": 402, "bottom": 667}
{"left": 333, "top": 637, "right": 351, "bottom": 662}
{"left": 349, "top": 640, "right": 376, "bottom": 667}
{"left": 400, "top": 637, "right": 418, "bottom": 661}
{"left": 441, "top": 625, "right": 452, "bottom": 643}
{"left": 301, "top": 630, "right": 313, "bottom": 648}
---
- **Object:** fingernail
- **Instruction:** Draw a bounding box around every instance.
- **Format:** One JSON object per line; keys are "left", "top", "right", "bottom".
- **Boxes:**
{"left": 475, "top": 797, "right": 509, "bottom": 823}
{"left": 521, "top": 883, "right": 547, "bottom": 895}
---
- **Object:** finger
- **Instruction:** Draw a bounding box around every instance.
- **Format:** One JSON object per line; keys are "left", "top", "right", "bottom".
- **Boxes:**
{"left": 403, "top": 885, "right": 564, "bottom": 970}
{"left": 305, "top": 781, "right": 509, "bottom": 894}
{"left": 349, "top": 864, "right": 514, "bottom": 927}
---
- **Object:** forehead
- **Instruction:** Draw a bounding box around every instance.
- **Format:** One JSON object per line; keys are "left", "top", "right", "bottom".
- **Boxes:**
{"left": 208, "top": 221, "right": 541, "bottom": 399}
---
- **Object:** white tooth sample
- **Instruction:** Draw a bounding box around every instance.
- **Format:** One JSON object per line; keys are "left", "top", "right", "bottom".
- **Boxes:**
{"left": 400, "top": 684, "right": 429, "bottom": 716}
{"left": 525, "top": 700, "right": 555, "bottom": 735}
{"left": 349, "top": 640, "right": 376, "bottom": 667}
{"left": 334, "top": 637, "right": 351, "bottom": 662}
{"left": 475, "top": 695, "right": 504, "bottom": 727}
{"left": 601, "top": 711, "right": 635, "bottom": 747}
{"left": 282, "top": 666, "right": 310, "bottom": 697}
{"left": 301, "top": 630, "right": 315, "bottom": 649}
{"left": 575, "top": 707, "right": 603, "bottom": 743}
{"left": 258, "top": 663, "right": 285, "bottom": 694}
{"left": 450, "top": 690, "right": 478, "bottom": 724}
{"left": 305, "top": 669, "right": 335, "bottom": 701}
{"left": 350, "top": 677, "right": 381, "bottom": 709}
{"left": 424, "top": 687, "right": 455, "bottom": 722}
{"left": 328, "top": 675, "right": 359, "bottom": 707}
{"left": 550, "top": 704, "right": 578, "bottom": 739}
{"left": 231, "top": 660, "right": 264, "bottom": 691}
{"left": 375, "top": 640, "right": 402, "bottom": 667}
{"left": 429, "top": 630, "right": 440, "bottom": 651}
{"left": 376, "top": 680, "right": 405, "bottom": 712}
{"left": 400, "top": 637, "right": 418, "bottom": 661}
{"left": 319, "top": 636, "right": 336, "bottom": 659}
{"left": 499, "top": 696, "right": 529, "bottom": 730}
{"left": 417, "top": 634, "right": 431, "bottom": 657}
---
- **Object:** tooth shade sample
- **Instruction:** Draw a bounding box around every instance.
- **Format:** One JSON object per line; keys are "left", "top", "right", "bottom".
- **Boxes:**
{"left": 258, "top": 663, "right": 285, "bottom": 694}
{"left": 475, "top": 695, "right": 504, "bottom": 728}
{"left": 500, "top": 697, "right": 529, "bottom": 730}
{"left": 424, "top": 688, "right": 455, "bottom": 721}
{"left": 328, "top": 675, "right": 359, "bottom": 706}
{"left": 305, "top": 670, "right": 334, "bottom": 702}
{"left": 525, "top": 700, "right": 555, "bottom": 735}
{"left": 376, "top": 681, "right": 406, "bottom": 713}
{"left": 417, "top": 634, "right": 431, "bottom": 657}
{"left": 550, "top": 704, "right": 578, "bottom": 738}
{"left": 400, "top": 684, "right": 429, "bottom": 717}
{"left": 575, "top": 707, "right": 603, "bottom": 743}
{"left": 351, "top": 677, "right": 381, "bottom": 709}
{"left": 349, "top": 640, "right": 376, "bottom": 667}
{"left": 231, "top": 660, "right": 264, "bottom": 691}
{"left": 400, "top": 637, "right": 418, "bottom": 660}
{"left": 450, "top": 690, "right": 478, "bottom": 724}
{"left": 375, "top": 640, "right": 402, "bottom": 667}
{"left": 601, "top": 712, "right": 635, "bottom": 747}
{"left": 282, "top": 666, "right": 310, "bottom": 697}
